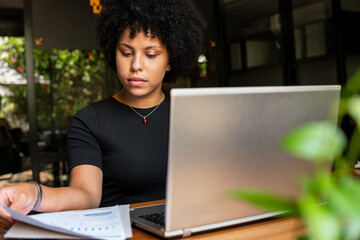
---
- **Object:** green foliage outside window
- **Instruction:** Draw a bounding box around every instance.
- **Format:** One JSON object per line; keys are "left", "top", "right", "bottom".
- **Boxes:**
{"left": 0, "top": 37, "right": 107, "bottom": 131}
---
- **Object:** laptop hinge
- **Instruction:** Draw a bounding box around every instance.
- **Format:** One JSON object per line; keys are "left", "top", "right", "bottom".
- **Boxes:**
{"left": 182, "top": 228, "right": 192, "bottom": 237}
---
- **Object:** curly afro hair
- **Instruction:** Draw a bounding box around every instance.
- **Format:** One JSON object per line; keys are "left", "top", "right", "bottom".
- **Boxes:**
{"left": 97, "top": 0, "right": 206, "bottom": 82}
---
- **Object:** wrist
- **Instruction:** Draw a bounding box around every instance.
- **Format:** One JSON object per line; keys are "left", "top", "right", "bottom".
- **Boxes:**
{"left": 29, "top": 181, "right": 42, "bottom": 211}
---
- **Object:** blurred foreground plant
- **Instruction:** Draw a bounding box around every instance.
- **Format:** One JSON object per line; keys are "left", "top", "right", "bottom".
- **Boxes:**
{"left": 234, "top": 68, "right": 360, "bottom": 240}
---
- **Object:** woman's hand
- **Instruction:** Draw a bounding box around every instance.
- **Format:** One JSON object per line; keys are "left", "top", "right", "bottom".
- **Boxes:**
{"left": 0, "top": 183, "right": 38, "bottom": 229}
{"left": 0, "top": 165, "right": 102, "bottom": 230}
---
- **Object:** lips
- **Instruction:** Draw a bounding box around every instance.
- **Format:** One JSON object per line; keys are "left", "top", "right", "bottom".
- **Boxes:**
{"left": 128, "top": 77, "right": 147, "bottom": 86}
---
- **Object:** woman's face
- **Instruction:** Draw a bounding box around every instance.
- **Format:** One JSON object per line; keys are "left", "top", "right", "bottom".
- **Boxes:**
{"left": 115, "top": 28, "right": 170, "bottom": 101}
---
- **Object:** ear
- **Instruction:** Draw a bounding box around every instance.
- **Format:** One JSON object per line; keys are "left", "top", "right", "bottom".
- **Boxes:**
{"left": 166, "top": 64, "right": 171, "bottom": 71}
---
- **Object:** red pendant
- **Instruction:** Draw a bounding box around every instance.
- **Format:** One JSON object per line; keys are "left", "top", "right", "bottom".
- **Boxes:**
{"left": 143, "top": 119, "right": 147, "bottom": 125}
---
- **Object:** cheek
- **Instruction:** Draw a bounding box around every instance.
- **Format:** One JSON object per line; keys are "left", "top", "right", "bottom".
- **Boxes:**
{"left": 149, "top": 65, "right": 167, "bottom": 81}
{"left": 116, "top": 57, "right": 128, "bottom": 78}
{"left": 145, "top": 59, "right": 169, "bottom": 75}
{"left": 116, "top": 67, "right": 129, "bottom": 86}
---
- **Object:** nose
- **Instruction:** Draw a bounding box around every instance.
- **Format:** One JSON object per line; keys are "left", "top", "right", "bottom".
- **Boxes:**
{"left": 131, "top": 53, "right": 143, "bottom": 72}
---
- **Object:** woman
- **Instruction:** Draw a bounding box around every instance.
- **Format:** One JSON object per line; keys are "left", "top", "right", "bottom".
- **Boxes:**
{"left": 0, "top": 0, "right": 205, "bottom": 229}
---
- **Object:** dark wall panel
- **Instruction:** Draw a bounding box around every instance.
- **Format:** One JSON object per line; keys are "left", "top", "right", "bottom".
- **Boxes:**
{"left": 32, "top": 0, "right": 99, "bottom": 49}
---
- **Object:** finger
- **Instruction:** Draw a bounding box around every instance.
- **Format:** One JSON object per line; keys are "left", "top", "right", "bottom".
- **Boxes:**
{"left": 0, "top": 191, "right": 10, "bottom": 215}
{"left": 0, "top": 206, "right": 12, "bottom": 219}
{"left": 0, "top": 216, "right": 14, "bottom": 229}
{"left": 0, "top": 214, "right": 11, "bottom": 225}
{"left": 0, "top": 219, "right": 13, "bottom": 229}
{"left": 9, "top": 193, "right": 31, "bottom": 214}
{"left": 0, "top": 201, "right": 12, "bottom": 219}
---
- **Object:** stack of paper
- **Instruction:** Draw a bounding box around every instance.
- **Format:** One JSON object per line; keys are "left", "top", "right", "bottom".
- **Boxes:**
{"left": 3, "top": 204, "right": 132, "bottom": 239}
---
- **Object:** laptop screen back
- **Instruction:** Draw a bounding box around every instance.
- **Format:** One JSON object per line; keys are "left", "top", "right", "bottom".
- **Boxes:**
{"left": 165, "top": 85, "right": 340, "bottom": 231}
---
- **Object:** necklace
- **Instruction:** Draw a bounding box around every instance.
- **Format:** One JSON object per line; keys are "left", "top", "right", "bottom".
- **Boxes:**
{"left": 124, "top": 94, "right": 165, "bottom": 125}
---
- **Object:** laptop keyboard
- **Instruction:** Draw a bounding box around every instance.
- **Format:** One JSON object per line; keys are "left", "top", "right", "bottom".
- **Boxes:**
{"left": 139, "top": 212, "right": 165, "bottom": 226}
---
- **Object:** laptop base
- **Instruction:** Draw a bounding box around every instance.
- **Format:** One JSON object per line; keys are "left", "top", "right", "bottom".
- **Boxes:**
{"left": 130, "top": 203, "right": 284, "bottom": 238}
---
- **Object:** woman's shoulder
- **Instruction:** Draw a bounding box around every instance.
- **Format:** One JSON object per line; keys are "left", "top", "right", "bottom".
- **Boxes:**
{"left": 91, "top": 96, "right": 122, "bottom": 109}
{"left": 73, "top": 97, "right": 120, "bottom": 120}
{"left": 77, "top": 97, "right": 123, "bottom": 114}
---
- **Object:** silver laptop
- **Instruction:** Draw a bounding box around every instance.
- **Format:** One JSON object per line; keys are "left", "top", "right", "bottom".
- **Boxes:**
{"left": 130, "top": 85, "right": 341, "bottom": 238}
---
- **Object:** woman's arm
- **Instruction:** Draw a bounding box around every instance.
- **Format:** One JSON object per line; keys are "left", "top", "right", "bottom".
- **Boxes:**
{"left": 37, "top": 164, "right": 103, "bottom": 211}
{"left": 0, "top": 164, "right": 102, "bottom": 229}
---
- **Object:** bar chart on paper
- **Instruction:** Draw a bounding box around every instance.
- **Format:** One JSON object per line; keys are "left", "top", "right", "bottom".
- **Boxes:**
{"left": 3, "top": 205, "right": 132, "bottom": 240}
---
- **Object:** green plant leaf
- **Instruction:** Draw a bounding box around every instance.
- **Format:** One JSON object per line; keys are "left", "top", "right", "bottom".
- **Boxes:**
{"left": 338, "top": 98, "right": 349, "bottom": 123}
{"left": 302, "top": 170, "right": 332, "bottom": 199}
{"left": 281, "top": 122, "right": 347, "bottom": 163}
{"left": 297, "top": 233, "right": 310, "bottom": 240}
{"left": 343, "top": 217, "right": 360, "bottom": 240}
{"left": 232, "top": 189, "right": 297, "bottom": 214}
{"left": 347, "top": 96, "right": 360, "bottom": 127}
{"left": 339, "top": 175, "right": 360, "bottom": 203}
{"left": 328, "top": 175, "right": 360, "bottom": 218}
{"left": 299, "top": 194, "right": 340, "bottom": 240}
{"left": 342, "top": 67, "right": 360, "bottom": 98}
{"left": 344, "top": 126, "right": 360, "bottom": 168}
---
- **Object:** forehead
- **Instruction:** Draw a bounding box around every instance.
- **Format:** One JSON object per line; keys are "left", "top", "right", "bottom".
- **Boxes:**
{"left": 118, "top": 27, "right": 164, "bottom": 46}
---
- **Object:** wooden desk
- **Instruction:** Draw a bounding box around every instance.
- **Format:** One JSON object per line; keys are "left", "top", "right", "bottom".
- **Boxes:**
{"left": 131, "top": 217, "right": 304, "bottom": 240}
{"left": 129, "top": 200, "right": 305, "bottom": 240}
{"left": 0, "top": 200, "right": 305, "bottom": 240}
{"left": 3, "top": 169, "right": 360, "bottom": 239}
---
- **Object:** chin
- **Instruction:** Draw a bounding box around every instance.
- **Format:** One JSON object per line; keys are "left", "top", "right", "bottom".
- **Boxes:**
{"left": 126, "top": 89, "right": 152, "bottom": 98}
{"left": 127, "top": 86, "right": 162, "bottom": 97}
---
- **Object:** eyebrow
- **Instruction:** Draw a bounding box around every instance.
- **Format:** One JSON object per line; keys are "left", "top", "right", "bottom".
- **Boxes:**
{"left": 118, "top": 43, "right": 164, "bottom": 50}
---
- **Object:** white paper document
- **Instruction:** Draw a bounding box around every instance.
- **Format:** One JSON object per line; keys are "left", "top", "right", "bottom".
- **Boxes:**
{"left": 3, "top": 204, "right": 133, "bottom": 239}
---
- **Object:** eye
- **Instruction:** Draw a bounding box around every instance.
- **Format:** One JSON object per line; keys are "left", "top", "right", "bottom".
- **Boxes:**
{"left": 121, "top": 52, "right": 132, "bottom": 57}
{"left": 146, "top": 54, "right": 157, "bottom": 59}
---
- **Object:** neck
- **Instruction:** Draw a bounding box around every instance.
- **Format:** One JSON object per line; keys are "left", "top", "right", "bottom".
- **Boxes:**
{"left": 113, "top": 90, "right": 164, "bottom": 109}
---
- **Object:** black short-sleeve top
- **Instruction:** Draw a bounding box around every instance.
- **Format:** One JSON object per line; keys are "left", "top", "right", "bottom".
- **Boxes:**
{"left": 66, "top": 96, "right": 169, "bottom": 207}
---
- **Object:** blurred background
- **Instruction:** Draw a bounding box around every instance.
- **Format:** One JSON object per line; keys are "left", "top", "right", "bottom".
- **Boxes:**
{"left": 0, "top": 0, "right": 359, "bottom": 186}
